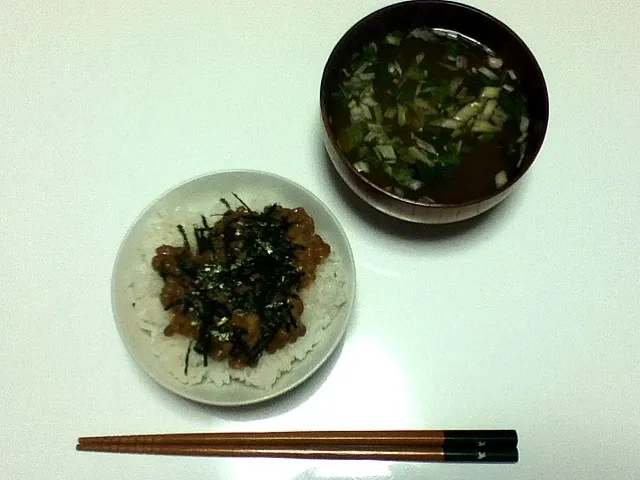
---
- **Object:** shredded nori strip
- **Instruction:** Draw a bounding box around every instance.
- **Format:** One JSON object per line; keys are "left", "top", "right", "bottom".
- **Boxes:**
{"left": 194, "top": 215, "right": 214, "bottom": 254}
{"left": 184, "top": 340, "right": 193, "bottom": 375}
{"left": 231, "top": 192, "right": 252, "bottom": 212}
{"left": 219, "top": 198, "right": 232, "bottom": 210}
{"left": 177, "top": 224, "right": 191, "bottom": 252}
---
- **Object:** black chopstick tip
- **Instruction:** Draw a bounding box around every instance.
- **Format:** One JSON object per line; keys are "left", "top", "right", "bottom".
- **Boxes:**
{"left": 442, "top": 429, "right": 518, "bottom": 450}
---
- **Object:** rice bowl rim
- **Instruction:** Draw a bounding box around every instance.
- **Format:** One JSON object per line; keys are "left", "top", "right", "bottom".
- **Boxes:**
{"left": 110, "top": 169, "right": 356, "bottom": 406}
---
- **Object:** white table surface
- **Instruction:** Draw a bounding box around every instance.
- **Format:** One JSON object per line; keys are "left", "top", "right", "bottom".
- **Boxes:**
{"left": 2, "top": 1, "right": 639, "bottom": 479}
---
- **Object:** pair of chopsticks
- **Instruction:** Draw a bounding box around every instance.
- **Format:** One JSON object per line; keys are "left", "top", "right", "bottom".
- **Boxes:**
{"left": 77, "top": 429, "right": 518, "bottom": 463}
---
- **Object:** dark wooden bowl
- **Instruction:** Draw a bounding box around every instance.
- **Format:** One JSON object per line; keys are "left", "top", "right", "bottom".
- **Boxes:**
{"left": 320, "top": 0, "right": 549, "bottom": 224}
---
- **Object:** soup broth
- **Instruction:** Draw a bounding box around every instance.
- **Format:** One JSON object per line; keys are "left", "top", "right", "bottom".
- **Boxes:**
{"left": 329, "top": 28, "right": 529, "bottom": 204}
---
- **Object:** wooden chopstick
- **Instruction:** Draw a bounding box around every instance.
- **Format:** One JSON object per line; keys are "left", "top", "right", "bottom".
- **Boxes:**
{"left": 76, "top": 443, "right": 518, "bottom": 463}
{"left": 76, "top": 430, "right": 518, "bottom": 463}
{"left": 78, "top": 429, "right": 516, "bottom": 449}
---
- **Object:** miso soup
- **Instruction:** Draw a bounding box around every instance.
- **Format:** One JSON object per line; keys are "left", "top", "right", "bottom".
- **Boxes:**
{"left": 329, "top": 27, "right": 530, "bottom": 204}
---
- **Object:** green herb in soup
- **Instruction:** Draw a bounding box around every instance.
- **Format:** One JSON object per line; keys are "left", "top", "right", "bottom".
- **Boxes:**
{"left": 330, "top": 27, "right": 530, "bottom": 204}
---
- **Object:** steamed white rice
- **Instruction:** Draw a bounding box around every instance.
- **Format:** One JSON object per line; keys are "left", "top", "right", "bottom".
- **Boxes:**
{"left": 127, "top": 200, "right": 348, "bottom": 390}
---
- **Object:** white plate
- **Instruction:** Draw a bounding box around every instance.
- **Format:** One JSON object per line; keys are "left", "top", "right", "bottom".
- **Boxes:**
{"left": 112, "top": 170, "right": 356, "bottom": 406}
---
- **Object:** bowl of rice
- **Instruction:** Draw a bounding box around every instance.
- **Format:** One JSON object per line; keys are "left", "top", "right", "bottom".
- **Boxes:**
{"left": 112, "top": 170, "right": 356, "bottom": 406}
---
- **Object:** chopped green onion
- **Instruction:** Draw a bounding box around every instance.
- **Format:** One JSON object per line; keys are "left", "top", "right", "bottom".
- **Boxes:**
{"left": 412, "top": 134, "right": 438, "bottom": 155}
{"left": 408, "top": 28, "right": 436, "bottom": 42}
{"left": 481, "top": 99, "right": 498, "bottom": 120}
{"left": 483, "top": 46, "right": 496, "bottom": 56}
{"left": 376, "top": 144, "right": 396, "bottom": 160}
{"left": 385, "top": 33, "right": 402, "bottom": 46}
{"left": 491, "top": 108, "right": 508, "bottom": 126}
{"left": 349, "top": 105, "right": 364, "bottom": 123}
{"left": 431, "top": 118, "right": 462, "bottom": 129}
{"left": 488, "top": 56, "right": 503, "bottom": 69}
{"left": 384, "top": 106, "right": 397, "bottom": 119}
{"left": 338, "top": 123, "right": 364, "bottom": 152}
{"left": 471, "top": 119, "right": 501, "bottom": 133}
{"left": 453, "top": 101, "right": 482, "bottom": 122}
{"left": 455, "top": 56, "right": 468, "bottom": 69}
{"left": 408, "top": 179, "right": 425, "bottom": 191}
{"left": 373, "top": 104, "right": 383, "bottom": 123}
{"left": 478, "top": 67, "right": 498, "bottom": 80}
{"left": 480, "top": 86, "right": 501, "bottom": 99}
{"left": 361, "top": 104, "right": 373, "bottom": 120}
{"left": 408, "top": 146, "right": 432, "bottom": 165}
{"left": 494, "top": 170, "right": 508, "bottom": 189}
{"left": 364, "top": 130, "right": 378, "bottom": 143}
{"left": 449, "top": 77, "right": 463, "bottom": 96}
{"left": 413, "top": 97, "right": 436, "bottom": 113}
{"left": 397, "top": 104, "right": 408, "bottom": 126}
{"left": 517, "top": 142, "right": 527, "bottom": 167}
{"left": 406, "top": 67, "right": 424, "bottom": 81}
{"left": 354, "top": 62, "right": 371, "bottom": 77}
{"left": 353, "top": 161, "right": 370, "bottom": 173}
{"left": 361, "top": 96, "right": 378, "bottom": 107}
{"left": 388, "top": 61, "right": 403, "bottom": 76}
